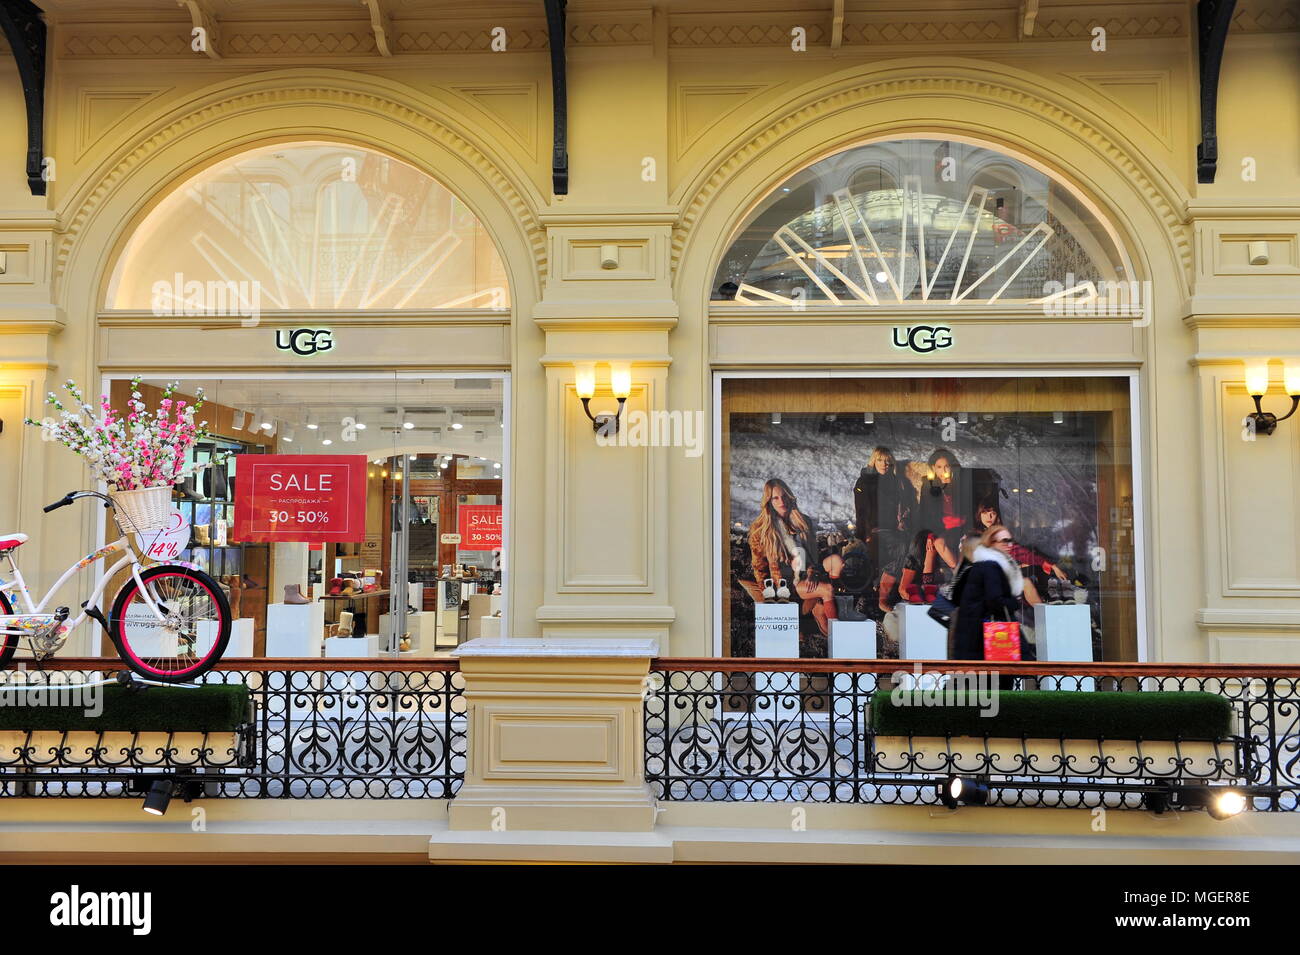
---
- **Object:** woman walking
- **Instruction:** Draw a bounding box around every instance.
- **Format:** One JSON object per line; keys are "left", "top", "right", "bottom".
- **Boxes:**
{"left": 949, "top": 523, "right": 1023, "bottom": 663}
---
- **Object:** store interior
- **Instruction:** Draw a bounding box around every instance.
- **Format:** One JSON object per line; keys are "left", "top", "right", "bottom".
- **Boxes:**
{"left": 108, "top": 374, "right": 505, "bottom": 658}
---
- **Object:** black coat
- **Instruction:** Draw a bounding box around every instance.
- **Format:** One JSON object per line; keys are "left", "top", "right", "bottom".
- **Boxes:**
{"left": 951, "top": 559, "right": 1020, "bottom": 660}
{"left": 854, "top": 468, "right": 907, "bottom": 541}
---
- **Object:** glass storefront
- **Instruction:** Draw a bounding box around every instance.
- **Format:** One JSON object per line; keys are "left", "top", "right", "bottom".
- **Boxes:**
{"left": 720, "top": 374, "right": 1139, "bottom": 661}
{"left": 104, "top": 373, "right": 506, "bottom": 658}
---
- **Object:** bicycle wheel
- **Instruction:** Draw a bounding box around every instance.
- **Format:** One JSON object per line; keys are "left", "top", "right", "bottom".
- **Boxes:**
{"left": 0, "top": 590, "right": 16, "bottom": 668}
{"left": 109, "top": 565, "right": 231, "bottom": 682}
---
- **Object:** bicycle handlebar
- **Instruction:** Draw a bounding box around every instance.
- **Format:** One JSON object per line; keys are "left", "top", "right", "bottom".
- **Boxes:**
{"left": 44, "top": 491, "right": 113, "bottom": 513}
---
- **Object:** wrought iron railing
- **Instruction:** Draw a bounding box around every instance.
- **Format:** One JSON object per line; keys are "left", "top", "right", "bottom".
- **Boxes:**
{"left": 644, "top": 660, "right": 1300, "bottom": 812}
{"left": 0, "top": 658, "right": 465, "bottom": 798}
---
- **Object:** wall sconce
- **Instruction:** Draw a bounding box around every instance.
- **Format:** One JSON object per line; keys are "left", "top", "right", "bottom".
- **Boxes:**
{"left": 574, "top": 360, "right": 631, "bottom": 433}
{"left": 1245, "top": 359, "right": 1300, "bottom": 436}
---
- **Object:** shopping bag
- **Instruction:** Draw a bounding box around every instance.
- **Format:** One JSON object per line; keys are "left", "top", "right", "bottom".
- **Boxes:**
{"left": 983, "top": 619, "right": 1021, "bottom": 661}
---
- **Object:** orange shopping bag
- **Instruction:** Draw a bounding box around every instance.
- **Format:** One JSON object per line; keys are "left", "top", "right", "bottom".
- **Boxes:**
{"left": 983, "top": 620, "right": 1021, "bottom": 661}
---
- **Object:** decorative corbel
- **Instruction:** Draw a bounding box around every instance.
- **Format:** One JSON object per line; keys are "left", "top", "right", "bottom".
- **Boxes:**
{"left": 360, "top": 0, "right": 394, "bottom": 57}
{"left": 0, "top": 0, "right": 47, "bottom": 197}
{"left": 830, "top": 0, "right": 845, "bottom": 50}
{"left": 1196, "top": 0, "right": 1237, "bottom": 184}
{"left": 1018, "top": 0, "right": 1038, "bottom": 39}
{"left": 543, "top": 0, "right": 568, "bottom": 195}
{"left": 177, "top": 0, "right": 222, "bottom": 59}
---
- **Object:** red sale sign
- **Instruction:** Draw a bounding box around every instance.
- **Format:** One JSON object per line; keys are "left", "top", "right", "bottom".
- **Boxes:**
{"left": 457, "top": 504, "right": 502, "bottom": 549}
{"left": 234, "top": 455, "right": 367, "bottom": 543}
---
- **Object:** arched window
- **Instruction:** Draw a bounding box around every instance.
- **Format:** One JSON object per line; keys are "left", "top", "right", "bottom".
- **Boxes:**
{"left": 713, "top": 138, "right": 1129, "bottom": 306}
{"left": 106, "top": 142, "right": 510, "bottom": 312}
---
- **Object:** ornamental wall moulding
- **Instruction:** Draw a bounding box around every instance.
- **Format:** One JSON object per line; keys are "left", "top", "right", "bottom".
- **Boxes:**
{"left": 1229, "top": 0, "right": 1300, "bottom": 32}
{"left": 56, "top": 16, "right": 650, "bottom": 59}
{"left": 52, "top": 79, "right": 546, "bottom": 295}
{"left": 671, "top": 70, "right": 1193, "bottom": 290}
{"left": 666, "top": 9, "right": 1187, "bottom": 46}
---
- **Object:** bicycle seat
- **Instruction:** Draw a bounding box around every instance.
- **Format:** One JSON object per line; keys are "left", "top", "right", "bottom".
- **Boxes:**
{"left": 0, "top": 533, "right": 28, "bottom": 553}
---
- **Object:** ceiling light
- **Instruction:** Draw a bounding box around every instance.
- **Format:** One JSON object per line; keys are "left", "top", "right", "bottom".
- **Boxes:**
{"left": 282, "top": 425, "right": 295, "bottom": 443}
{"left": 771, "top": 412, "right": 782, "bottom": 425}
{"left": 1052, "top": 411, "right": 1065, "bottom": 425}
{"left": 400, "top": 410, "right": 414, "bottom": 430}
{"left": 353, "top": 410, "right": 367, "bottom": 431}
{"left": 255, "top": 408, "right": 271, "bottom": 430}
{"left": 231, "top": 410, "right": 247, "bottom": 431}
{"left": 863, "top": 412, "right": 873, "bottom": 425}
{"left": 493, "top": 462, "right": 501, "bottom": 470}
{"left": 305, "top": 413, "right": 318, "bottom": 430}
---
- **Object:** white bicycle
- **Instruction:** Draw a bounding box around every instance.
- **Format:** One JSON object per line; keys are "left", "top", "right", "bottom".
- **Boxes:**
{"left": 0, "top": 491, "right": 232, "bottom": 683}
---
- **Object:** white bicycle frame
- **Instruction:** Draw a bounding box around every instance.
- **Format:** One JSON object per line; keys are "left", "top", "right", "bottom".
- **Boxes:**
{"left": 0, "top": 520, "right": 164, "bottom": 644}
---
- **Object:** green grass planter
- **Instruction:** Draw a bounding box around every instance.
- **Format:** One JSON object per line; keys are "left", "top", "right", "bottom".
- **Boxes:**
{"left": 868, "top": 690, "right": 1240, "bottom": 780}
{"left": 0, "top": 684, "right": 253, "bottom": 770}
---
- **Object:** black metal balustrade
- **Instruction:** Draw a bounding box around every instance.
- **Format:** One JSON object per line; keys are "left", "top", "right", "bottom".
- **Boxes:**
{"left": 0, "top": 659, "right": 465, "bottom": 798}
{"left": 644, "top": 660, "right": 1300, "bottom": 812}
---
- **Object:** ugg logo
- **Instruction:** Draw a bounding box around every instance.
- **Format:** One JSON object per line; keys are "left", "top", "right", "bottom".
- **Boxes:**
{"left": 892, "top": 325, "right": 953, "bottom": 354}
{"left": 274, "top": 328, "right": 334, "bottom": 356}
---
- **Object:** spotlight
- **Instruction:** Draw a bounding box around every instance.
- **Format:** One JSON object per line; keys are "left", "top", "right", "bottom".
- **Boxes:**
{"left": 1052, "top": 411, "right": 1065, "bottom": 425}
{"left": 493, "top": 462, "right": 501, "bottom": 470}
{"left": 354, "top": 410, "right": 367, "bottom": 431}
{"left": 322, "top": 433, "right": 333, "bottom": 446}
{"left": 282, "top": 425, "right": 295, "bottom": 443}
{"left": 142, "top": 779, "right": 173, "bottom": 816}
{"left": 474, "top": 429, "right": 485, "bottom": 443}
{"left": 439, "top": 461, "right": 449, "bottom": 470}
{"left": 957, "top": 412, "right": 968, "bottom": 425}
{"left": 863, "top": 412, "right": 874, "bottom": 425}
{"left": 231, "top": 410, "right": 248, "bottom": 431}
{"left": 771, "top": 412, "right": 782, "bottom": 425}
{"left": 256, "top": 408, "right": 272, "bottom": 431}
{"left": 400, "top": 409, "right": 414, "bottom": 430}
{"left": 1174, "top": 784, "right": 1249, "bottom": 820}
{"left": 450, "top": 417, "right": 463, "bottom": 430}
{"left": 305, "top": 413, "right": 318, "bottom": 430}
{"left": 938, "top": 775, "right": 989, "bottom": 809}
{"left": 1208, "top": 788, "right": 1248, "bottom": 820}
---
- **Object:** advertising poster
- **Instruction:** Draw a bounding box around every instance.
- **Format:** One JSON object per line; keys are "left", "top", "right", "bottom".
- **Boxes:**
{"left": 457, "top": 504, "right": 502, "bottom": 549}
{"left": 234, "top": 454, "right": 368, "bottom": 543}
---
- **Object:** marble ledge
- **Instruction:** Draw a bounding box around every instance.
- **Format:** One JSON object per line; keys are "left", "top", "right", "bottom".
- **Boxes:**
{"left": 453, "top": 636, "right": 660, "bottom": 659}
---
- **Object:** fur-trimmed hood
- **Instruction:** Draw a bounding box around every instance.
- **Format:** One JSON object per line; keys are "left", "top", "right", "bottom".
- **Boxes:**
{"left": 974, "top": 545, "right": 1024, "bottom": 597}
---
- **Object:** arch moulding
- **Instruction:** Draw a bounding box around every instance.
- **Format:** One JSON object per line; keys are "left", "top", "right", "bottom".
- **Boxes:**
{"left": 671, "top": 59, "right": 1193, "bottom": 297}
{"left": 54, "top": 69, "right": 548, "bottom": 306}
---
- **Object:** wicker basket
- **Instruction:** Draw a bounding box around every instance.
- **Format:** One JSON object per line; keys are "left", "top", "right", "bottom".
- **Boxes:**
{"left": 110, "top": 484, "right": 174, "bottom": 533}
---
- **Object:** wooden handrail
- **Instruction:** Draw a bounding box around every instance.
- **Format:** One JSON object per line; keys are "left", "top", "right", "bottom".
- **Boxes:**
{"left": 650, "top": 658, "right": 1300, "bottom": 678}
{"left": 15, "top": 657, "right": 460, "bottom": 672}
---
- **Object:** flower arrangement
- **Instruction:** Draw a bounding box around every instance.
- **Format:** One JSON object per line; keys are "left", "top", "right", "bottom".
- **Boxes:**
{"left": 25, "top": 377, "right": 210, "bottom": 491}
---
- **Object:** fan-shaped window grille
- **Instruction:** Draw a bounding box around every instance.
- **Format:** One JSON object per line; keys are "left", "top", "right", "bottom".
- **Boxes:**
{"left": 713, "top": 138, "right": 1130, "bottom": 308}
{"left": 106, "top": 142, "right": 510, "bottom": 312}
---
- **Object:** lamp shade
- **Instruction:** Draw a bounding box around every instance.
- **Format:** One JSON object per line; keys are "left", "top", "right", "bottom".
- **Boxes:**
{"left": 574, "top": 361, "right": 597, "bottom": 399}
{"left": 1244, "top": 360, "right": 1270, "bottom": 398}
{"left": 1285, "top": 360, "right": 1300, "bottom": 396}
{"left": 609, "top": 361, "right": 632, "bottom": 399}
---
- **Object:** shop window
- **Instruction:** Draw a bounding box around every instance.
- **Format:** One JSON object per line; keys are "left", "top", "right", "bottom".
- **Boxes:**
{"left": 105, "top": 142, "right": 509, "bottom": 312}
{"left": 720, "top": 376, "right": 1139, "bottom": 661}
{"left": 109, "top": 374, "right": 506, "bottom": 658}
{"left": 713, "top": 138, "right": 1129, "bottom": 306}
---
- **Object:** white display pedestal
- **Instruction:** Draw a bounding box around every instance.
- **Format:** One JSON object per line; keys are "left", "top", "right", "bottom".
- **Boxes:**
{"left": 753, "top": 603, "right": 799, "bottom": 703}
{"left": 479, "top": 616, "right": 501, "bottom": 639}
{"left": 896, "top": 603, "right": 948, "bottom": 691}
{"left": 898, "top": 603, "right": 948, "bottom": 659}
{"left": 324, "top": 634, "right": 380, "bottom": 658}
{"left": 407, "top": 583, "right": 423, "bottom": 610}
{"left": 265, "top": 601, "right": 325, "bottom": 657}
{"left": 1035, "top": 603, "right": 1095, "bottom": 691}
{"left": 828, "top": 619, "right": 874, "bottom": 659}
{"left": 754, "top": 603, "right": 799, "bottom": 657}
{"left": 198, "top": 618, "right": 254, "bottom": 657}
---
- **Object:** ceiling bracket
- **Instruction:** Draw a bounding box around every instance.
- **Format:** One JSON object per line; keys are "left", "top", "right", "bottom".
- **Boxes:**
{"left": 1196, "top": 0, "right": 1237, "bottom": 184}
{"left": 360, "top": 0, "right": 394, "bottom": 57}
{"left": 177, "top": 0, "right": 222, "bottom": 59}
{"left": 544, "top": 0, "right": 568, "bottom": 195}
{"left": 0, "top": 0, "right": 47, "bottom": 197}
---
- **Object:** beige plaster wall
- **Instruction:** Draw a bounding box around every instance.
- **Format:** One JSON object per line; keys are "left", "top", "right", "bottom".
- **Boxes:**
{"left": 0, "top": 4, "right": 1296, "bottom": 662}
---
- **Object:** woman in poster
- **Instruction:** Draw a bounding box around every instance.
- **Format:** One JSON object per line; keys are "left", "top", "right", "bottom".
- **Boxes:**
{"left": 854, "top": 446, "right": 911, "bottom": 613}
{"left": 743, "top": 478, "right": 838, "bottom": 636}
{"left": 915, "top": 448, "right": 967, "bottom": 573}
{"left": 972, "top": 496, "right": 1068, "bottom": 606}
{"left": 950, "top": 523, "right": 1023, "bottom": 661}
